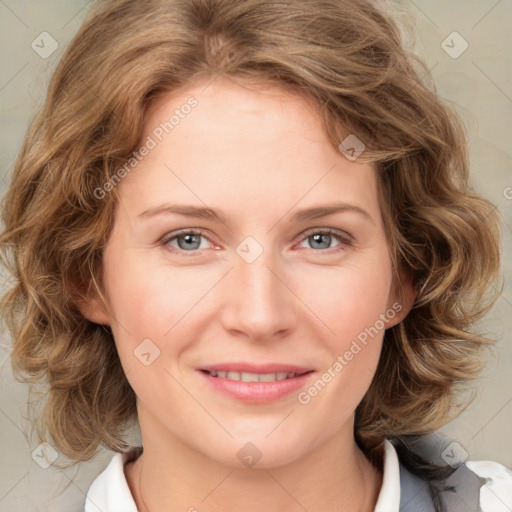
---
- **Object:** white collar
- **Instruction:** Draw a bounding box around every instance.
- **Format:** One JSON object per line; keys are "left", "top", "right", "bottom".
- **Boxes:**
{"left": 84, "top": 440, "right": 400, "bottom": 512}
{"left": 374, "top": 440, "right": 401, "bottom": 512}
{"left": 84, "top": 447, "right": 141, "bottom": 512}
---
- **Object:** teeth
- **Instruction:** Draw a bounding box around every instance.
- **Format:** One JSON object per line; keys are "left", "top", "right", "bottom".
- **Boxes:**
{"left": 241, "top": 372, "right": 259, "bottom": 382}
{"left": 258, "top": 373, "right": 277, "bottom": 382}
{"left": 208, "top": 370, "right": 299, "bottom": 382}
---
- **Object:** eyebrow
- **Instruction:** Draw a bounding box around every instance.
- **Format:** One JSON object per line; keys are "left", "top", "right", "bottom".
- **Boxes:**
{"left": 137, "top": 202, "right": 374, "bottom": 225}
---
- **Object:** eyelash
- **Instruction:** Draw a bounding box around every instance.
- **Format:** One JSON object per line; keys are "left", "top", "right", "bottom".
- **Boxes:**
{"left": 160, "top": 228, "right": 353, "bottom": 257}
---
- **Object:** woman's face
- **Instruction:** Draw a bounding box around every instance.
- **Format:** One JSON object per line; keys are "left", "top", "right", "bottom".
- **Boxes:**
{"left": 83, "top": 77, "right": 414, "bottom": 468}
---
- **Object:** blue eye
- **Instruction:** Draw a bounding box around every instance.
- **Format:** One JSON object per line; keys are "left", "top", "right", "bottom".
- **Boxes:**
{"left": 161, "top": 228, "right": 352, "bottom": 256}
{"left": 297, "top": 228, "right": 352, "bottom": 253}
{"left": 162, "top": 230, "right": 212, "bottom": 255}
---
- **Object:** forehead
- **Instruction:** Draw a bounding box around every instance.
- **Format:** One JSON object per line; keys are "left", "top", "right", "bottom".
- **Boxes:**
{"left": 117, "top": 77, "right": 381, "bottom": 225}
{"left": 143, "top": 77, "right": 327, "bottom": 145}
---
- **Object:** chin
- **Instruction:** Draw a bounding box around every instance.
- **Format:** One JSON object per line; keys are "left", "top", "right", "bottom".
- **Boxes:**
{"left": 205, "top": 433, "right": 312, "bottom": 471}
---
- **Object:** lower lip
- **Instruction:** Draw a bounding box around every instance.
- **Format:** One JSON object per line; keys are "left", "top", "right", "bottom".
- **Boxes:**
{"left": 199, "top": 371, "right": 314, "bottom": 404}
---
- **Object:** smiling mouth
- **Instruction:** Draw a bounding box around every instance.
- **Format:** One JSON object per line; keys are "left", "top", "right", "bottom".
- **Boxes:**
{"left": 201, "top": 370, "right": 312, "bottom": 382}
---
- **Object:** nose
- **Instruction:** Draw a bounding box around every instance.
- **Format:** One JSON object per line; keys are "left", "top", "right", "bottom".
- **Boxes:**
{"left": 219, "top": 244, "right": 298, "bottom": 342}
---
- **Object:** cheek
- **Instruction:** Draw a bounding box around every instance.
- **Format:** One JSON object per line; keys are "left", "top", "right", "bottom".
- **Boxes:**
{"left": 299, "top": 255, "right": 393, "bottom": 344}
{"left": 102, "top": 254, "right": 215, "bottom": 377}
{"left": 104, "top": 251, "right": 203, "bottom": 333}
{"left": 298, "top": 253, "right": 392, "bottom": 400}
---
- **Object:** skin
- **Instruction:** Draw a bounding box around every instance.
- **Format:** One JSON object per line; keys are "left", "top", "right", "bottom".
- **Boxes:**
{"left": 81, "top": 76, "right": 416, "bottom": 512}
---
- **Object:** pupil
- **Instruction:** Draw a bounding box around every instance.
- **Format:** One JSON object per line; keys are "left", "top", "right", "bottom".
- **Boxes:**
{"left": 312, "top": 233, "right": 330, "bottom": 249}
{"left": 180, "top": 234, "right": 200, "bottom": 250}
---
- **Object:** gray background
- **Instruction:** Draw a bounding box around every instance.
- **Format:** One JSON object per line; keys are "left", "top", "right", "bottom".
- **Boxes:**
{"left": 0, "top": 1, "right": 511, "bottom": 510}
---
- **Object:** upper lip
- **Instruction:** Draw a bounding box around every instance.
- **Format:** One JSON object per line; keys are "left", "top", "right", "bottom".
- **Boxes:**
{"left": 199, "top": 363, "right": 314, "bottom": 374}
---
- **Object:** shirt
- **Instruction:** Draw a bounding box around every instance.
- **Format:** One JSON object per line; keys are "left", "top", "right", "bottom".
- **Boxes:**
{"left": 83, "top": 440, "right": 512, "bottom": 512}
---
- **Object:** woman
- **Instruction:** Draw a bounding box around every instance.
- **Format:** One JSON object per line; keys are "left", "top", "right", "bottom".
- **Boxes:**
{"left": 0, "top": 1, "right": 510, "bottom": 511}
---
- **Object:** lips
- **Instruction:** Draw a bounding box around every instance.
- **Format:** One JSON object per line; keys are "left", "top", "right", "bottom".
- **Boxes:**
{"left": 198, "top": 363, "right": 315, "bottom": 403}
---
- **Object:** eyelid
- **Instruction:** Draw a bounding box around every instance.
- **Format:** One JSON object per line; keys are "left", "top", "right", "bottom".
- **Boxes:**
{"left": 296, "top": 227, "right": 353, "bottom": 244}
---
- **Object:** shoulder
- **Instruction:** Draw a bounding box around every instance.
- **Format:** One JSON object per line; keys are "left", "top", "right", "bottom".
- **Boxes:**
{"left": 83, "top": 447, "right": 141, "bottom": 512}
{"left": 392, "top": 433, "right": 512, "bottom": 512}
{"left": 437, "top": 458, "right": 512, "bottom": 512}
{"left": 465, "top": 459, "right": 512, "bottom": 512}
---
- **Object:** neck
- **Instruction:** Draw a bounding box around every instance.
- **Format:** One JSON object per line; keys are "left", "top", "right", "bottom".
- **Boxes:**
{"left": 125, "top": 420, "right": 383, "bottom": 512}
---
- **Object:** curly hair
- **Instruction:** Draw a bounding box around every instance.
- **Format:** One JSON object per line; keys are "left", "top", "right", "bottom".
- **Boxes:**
{"left": 0, "top": 0, "right": 502, "bottom": 483}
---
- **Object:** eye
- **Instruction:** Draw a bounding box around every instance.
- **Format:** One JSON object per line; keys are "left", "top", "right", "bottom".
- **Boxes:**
{"left": 160, "top": 227, "right": 353, "bottom": 256}
{"left": 296, "top": 228, "right": 353, "bottom": 254}
{"left": 161, "top": 229, "right": 214, "bottom": 256}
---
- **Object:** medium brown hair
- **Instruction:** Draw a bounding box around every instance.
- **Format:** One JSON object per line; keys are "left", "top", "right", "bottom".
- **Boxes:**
{"left": 0, "top": 0, "right": 502, "bottom": 473}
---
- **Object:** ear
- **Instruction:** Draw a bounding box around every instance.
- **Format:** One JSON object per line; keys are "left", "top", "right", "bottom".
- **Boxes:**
{"left": 385, "top": 265, "right": 418, "bottom": 329}
{"left": 75, "top": 282, "right": 111, "bottom": 326}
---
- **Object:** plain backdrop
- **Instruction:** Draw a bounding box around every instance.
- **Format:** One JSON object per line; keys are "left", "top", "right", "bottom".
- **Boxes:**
{"left": 0, "top": 1, "right": 511, "bottom": 511}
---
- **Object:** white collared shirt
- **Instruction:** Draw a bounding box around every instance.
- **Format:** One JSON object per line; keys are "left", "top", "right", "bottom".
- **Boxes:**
{"left": 83, "top": 440, "right": 512, "bottom": 512}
